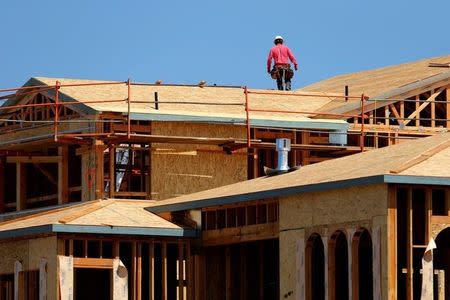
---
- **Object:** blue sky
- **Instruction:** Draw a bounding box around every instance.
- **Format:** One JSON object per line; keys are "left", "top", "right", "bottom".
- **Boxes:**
{"left": 1, "top": 0, "right": 449, "bottom": 90}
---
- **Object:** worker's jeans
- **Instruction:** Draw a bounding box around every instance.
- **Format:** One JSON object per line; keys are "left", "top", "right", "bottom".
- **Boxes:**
{"left": 272, "top": 65, "right": 293, "bottom": 91}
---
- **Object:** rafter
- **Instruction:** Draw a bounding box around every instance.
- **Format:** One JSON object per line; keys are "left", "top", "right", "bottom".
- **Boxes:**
{"left": 402, "top": 88, "right": 445, "bottom": 126}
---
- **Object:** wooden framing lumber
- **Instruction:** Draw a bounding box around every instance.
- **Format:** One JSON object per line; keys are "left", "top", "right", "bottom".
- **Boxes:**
{"left": 16, "top": 163, "right": 26, "bottom": 211}
{"left": 387, "top": 185, "right": 397, "bottom": 300}
{"left": 149, "top": 242, "right": 155, "bottom": 300}
{"left": 58, "top": 146, "right": 69, "bottom": 204}
{"left": 7, "top": 156, "right": 61, "bottom": 164}
{"left": 178, "top": 241, "right": 184, "bottom": 300}
{"left": 447, "top": 87, "right": 450, "bottom": 128}
{"left": 72, "top": 257, "right": 114, "bottom": 269}
{"left": 201, "top": 223, "right": 278, "bottom": 246}
{"left": 109, "top": 145, "right": 115, "bottom": 198}
{"left": 389, "top": 139, "right": 450, "bottom": 174}
{"left": 406, "top": 188, "right": 413, "bottom": 300}
{"left": 403, "top": 88, "right": 445, "bottom": 126}
{"left": 162, "top": 241, "right": 167, "bottom": 300}
{"left": 389, "top": 104, "right": 403, "bottom": 125}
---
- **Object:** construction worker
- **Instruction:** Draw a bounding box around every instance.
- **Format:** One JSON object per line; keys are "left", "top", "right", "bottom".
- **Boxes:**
{"left": 267, "top": 35, "right": 298, "bottom": 91}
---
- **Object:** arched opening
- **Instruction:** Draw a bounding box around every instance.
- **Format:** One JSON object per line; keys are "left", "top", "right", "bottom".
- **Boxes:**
{"left": 305, "top": 233, "right": 325, "bottom": 300}
{"left": 352, "top": 228, "right": 373, "bottom": 300}
{"left": 434, "top": 227, "right": 450, "bottom": 299}
{"left": 329, "top": 230, "right": 348, "bottom": 300}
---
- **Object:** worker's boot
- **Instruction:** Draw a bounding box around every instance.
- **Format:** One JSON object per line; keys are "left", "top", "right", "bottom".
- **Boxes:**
{"left": 277, "top": 82, "right": 284, "bottom": 90}
{"left": 285, "top": 81, "right": 291, "bottom": 91}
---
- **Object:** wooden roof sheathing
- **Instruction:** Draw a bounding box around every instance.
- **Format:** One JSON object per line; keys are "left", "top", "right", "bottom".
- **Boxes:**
{"left": 300, "top": 55, "right": 450, "bottom": 114}
{"left": 0, "top": 199, "right": 193, "bottom": 238}
{"left": 24, "top": 77, "right": 347, "bottom": 130}
{"left": 148, "top": 132, "right": 450, "bottom": 212}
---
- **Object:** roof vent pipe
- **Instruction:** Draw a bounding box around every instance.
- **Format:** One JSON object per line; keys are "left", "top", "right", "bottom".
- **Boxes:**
{"left": 276, "top": 138, "right": 291, "bottom": 171}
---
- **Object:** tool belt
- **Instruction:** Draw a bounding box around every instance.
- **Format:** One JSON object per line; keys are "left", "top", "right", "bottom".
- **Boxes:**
{"left": 271, "top": 64, "right": 294, "bottom": 80}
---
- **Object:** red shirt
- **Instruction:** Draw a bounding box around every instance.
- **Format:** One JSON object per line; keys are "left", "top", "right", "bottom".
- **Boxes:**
{"left": 267, "top": 44, "right": 298, "bottom": 72}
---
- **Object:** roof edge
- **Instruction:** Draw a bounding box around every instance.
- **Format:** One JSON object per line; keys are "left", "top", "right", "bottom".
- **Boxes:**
{"left": 148, "top": 174, "right": 450, "bottom": 213}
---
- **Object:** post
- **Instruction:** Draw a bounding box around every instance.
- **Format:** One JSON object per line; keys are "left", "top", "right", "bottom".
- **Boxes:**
{"left": 58, "top": 146, "right": 69, "bottom": 204}
{"left": 345, "top": 85, "right": 349, "bottom": 102}
{"left": 109, "top": 145, "right": 115, "bottom": 198}
{"left": 154, "top": 92, "right": 159, "bottom": 110}
{"left": 360, "top": 94, "right": 366, "bottom": 152}
{"left": 54, "top": 81, "right": 60, "bottom": 141}
{"left": 244, "top": 86, "right": 251, "bottom": 148}
{"left": 127, "top": 78, "right": 131, "bottom": 139}
{"left": 16, "top": 163, "right": 26, "bottom": 211}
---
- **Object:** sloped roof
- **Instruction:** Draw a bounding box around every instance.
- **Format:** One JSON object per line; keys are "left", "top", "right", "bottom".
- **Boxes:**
{"left": 148, "top": 132, "right": 450, "bottom": 212}
{"left": 300, "top": 55, "right": 450, "bottom": 115}
{"left": 5, "top": 77, "right": 347, "bottom": 130}
{"left": 0, "top": 199, "right": 195, "bottom": 239}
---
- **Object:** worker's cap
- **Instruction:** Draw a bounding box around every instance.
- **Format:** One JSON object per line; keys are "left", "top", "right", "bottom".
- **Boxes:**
{"left": 274, "top": 35, "right": 284, "bottom": 41}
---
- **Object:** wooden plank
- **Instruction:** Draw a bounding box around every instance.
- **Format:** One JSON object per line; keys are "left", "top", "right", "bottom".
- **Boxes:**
{"left": 149, "top": 242, "right": 155, "bottom": 300}
{"left": 58, "top": 146, "right": 69, "bottom": 204}
{"left": 58, "top": 200, "right": 113, "bottom": 224}
{"left": 415, "top": 95, "right": 420, "bottom": 127}
{"left": 7, "top": 156, "right": 61, "bottom": 163}
{"left": 109, "top": 146, "right": 115, "bottom": 198}
{"left": 95, "top": 144, "right": 104, "bottom": 200}
{"left": 425, "top": 188, "right": 432, "bottom": 243}
{"left": 404, "top": 88, "right": 445, "bottom": 126}
{"left": 389, "top": 139, "right": 450, "bottom": 174}
{"left": 446, "top": 88, "right": 450, "bottom": 128}
{"left": 301, "top": 131, "right": 310, "bottom": 165}
{"left": 178, "top": 241, "right": 184, "bottom": 300}
{"left": 389, "top": 104, "right": 404, "bottom": 125}
{"left": 73, "top": 257, "right": 114, "bottom": 269}
{"left": 385, "top": 106, "right": 390, "bottom": 126}
{"left": 132, "top": 242, "right": 137, "bottom": 300}
{"left": 406, "top": 188, "right": 413, "bottom": 300}
{"left": 162, "top": 242, "right": 167, "bottom": 300}
{"left": 16, "top": 163, "right": 26, "bottom": 211}
{"left": 136, "top": 243, "right": 142, "bottom": 300}
{"left": 202, "top": 223, "right": 278, "bottom": 246}
{"left": 431, "top": 89, "right": 436, "bottom": 127}
{"left": 387, "top": 185, "right": 397, "bottom": 300}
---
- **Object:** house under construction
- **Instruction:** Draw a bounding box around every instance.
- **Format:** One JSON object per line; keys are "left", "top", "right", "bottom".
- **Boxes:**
{"left": 0, "top": 55, "right": 449, "bottom": 299}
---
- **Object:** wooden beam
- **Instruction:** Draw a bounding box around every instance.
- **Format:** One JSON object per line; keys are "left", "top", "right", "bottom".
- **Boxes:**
{"left": 431, "top": 89, "right": 436, "bottom": 127}
{"left": 202, "top": 223, "right": 278, "bottom": 246}
{"left": 16, "top": 163, "right": 26, "bottom": 211}
{"left": 162, "top": 242, "right": 167, "bottom": 300}
{"left": 136, "top": 242, "right": 142, "bottom": 300}
{"left": 178, "top": 241, "right": 184, "bottom": 300}
{"left": 58, "top": 146, "right": 69, "bottom": 204}
{"left": 7, "top": 156, "right": 61, "bottom": 164}
{"left": 447, "top": 88, "right": 450, "bottom": 128}
{"left": 387, "top": 185, "right": 397, "bottom": 300}
{"left": 425, "top": 188, "right": 432, "bottom": 244}
{"left": 385, "top": 106, "right": 390, "bottom": 126}
{"left": 109, "top": 146, "right": 115, "bottom": 198}
{"left": 73, "top": 257, "right": 114, "bottom": 269}
{"left": 95, "top": 144, "right": 104, "bottom": 200}
{"left": 389, "top": 104, "right": 404, "bottom": 125}
{"left": 149, "top": 242, "right": 155, "bottom": 300}
{"left": 404, "top": 88, "right": 445, "bottom": 126}
{"left": 389, "top": 140, "right": 450, "bottom": 174}
{"left": 406, "top": 188, "right": 413, "bottom": 300}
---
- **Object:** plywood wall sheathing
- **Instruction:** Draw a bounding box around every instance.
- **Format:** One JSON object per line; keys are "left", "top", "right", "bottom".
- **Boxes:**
{"left": 151, "top": 122, "right": 247, "bottom": 200}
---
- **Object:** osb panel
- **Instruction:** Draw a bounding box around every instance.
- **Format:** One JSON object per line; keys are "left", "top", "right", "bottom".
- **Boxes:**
{"left": 0, "top": 240, "right": 29, "bottom": 274}
{"left": 279, "top": 228, "right": 304, "bottom": 300}
{"left": 151, "top": 122, "right": 247, "bottom": 200}
{"left": 28, "top": 236, "right": 58, "bottom": 300}
{"left": 0, "top": 122, "right": 92, "bottom": 145}
{"left": 279, "top": 184, "right": 388, "bottom": 231}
